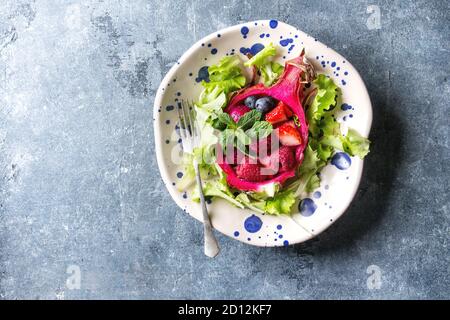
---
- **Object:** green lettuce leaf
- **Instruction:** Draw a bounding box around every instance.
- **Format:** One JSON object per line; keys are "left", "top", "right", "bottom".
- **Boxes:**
{"left": 288, "top": 146, "right": 325, "bottom": 196}
{"left": 259, "top": 62, "right": 284, "bottom": 86}
{"left": 244, "top": 43, "right": 283, "bottom": 86}
{"left": 265, "top": 190, "right": 296, "bottom": 215}
{"left": 307, "top": 74, "right": 338, "bottom": 122}
{"left": 341, "top": 128, "right": 371, "bottom": 159}
{"left": 235, "top": 193, "right": 266, "bottom": 213}
{"left": 192, "top": 174, "right": 244, "bottom": 209}
{"left": 202, "top": 56, "right": 246, "bottom": 94}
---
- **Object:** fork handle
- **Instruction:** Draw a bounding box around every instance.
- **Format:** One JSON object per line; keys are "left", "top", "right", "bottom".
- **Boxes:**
{"left": 193, "top": 160, "right": 220, "bottom": 258}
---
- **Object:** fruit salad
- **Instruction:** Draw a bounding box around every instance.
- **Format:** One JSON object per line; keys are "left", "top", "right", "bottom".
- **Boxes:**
{"left": 178, "top": 43, "right": 370, "bottom": 215}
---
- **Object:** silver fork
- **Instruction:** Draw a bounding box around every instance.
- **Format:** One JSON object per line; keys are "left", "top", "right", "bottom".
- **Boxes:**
{"left": 177, "top": 100, "right": 220, "bottom": 258}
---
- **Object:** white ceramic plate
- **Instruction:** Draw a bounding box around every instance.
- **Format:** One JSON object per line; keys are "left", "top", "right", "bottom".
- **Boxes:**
{"left": 153, "top": 20, "right": 372, "bottom": 247}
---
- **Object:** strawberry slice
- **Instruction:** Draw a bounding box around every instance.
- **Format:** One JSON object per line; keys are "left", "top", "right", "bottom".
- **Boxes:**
{"left": 277, "top": 121, "right": 302, "bottom": 146}
{"left": 280, "top": 101, "right": 293, "bottom": 117}
{"left": 265, "top": 101, "right": 293, "bottom": 124}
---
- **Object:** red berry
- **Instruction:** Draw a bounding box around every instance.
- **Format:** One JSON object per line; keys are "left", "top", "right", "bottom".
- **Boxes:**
{"left": 235, "top": 159, "right": 268, "bottom": 182}
{"left": 264, "top": 101, "right": 292, "bottom": 125}
{"left": 277, "top": 121, "right": 302, "bottom": 146}
{"left": 260, "top": 146, "right": 295, "bottom": 173}
{"left": 227, "top": 104, "right": 251, "bottom": 122}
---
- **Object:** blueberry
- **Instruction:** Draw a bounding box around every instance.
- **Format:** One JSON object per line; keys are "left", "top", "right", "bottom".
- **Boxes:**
{"left": 244, "top": 96, "right": 258, "bottom": 109}
{"left": 255, "top": 97, "right": 276, "bottom": 114}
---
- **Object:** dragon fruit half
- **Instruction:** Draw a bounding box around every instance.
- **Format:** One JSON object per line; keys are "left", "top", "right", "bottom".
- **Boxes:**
{"left": 217, "top": 51, "right": 314, "bottom": 196}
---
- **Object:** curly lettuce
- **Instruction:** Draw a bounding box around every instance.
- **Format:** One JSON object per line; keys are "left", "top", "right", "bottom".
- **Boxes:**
{"left": 202, "top": 55, "right": 246, "bottom": 94}
{"left": 244, "top": 42, "right": 284, "bottom": 86}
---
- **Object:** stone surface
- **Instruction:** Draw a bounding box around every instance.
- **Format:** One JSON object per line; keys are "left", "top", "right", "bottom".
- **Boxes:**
{"left": 0, "top": 0, "right": 449, "bottom": 299}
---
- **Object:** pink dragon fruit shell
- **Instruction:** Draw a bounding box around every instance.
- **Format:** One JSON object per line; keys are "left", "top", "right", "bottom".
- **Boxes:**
{"left": 217, "top": 52, "right": 310, "bottom": 193}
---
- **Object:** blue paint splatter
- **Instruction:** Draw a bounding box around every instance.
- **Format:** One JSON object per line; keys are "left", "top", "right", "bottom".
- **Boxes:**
{"left": 269, "top": 20, "right": 278, "bottom": 29}
{"left": 288, "top": 44, "right": 295, "bottom": 52}
{"left": 313, "top": 191, "right": 321, "bottom": 199}
{"left": 244, "top": 215, "right": 263, "bottom": 233}
{"left": 249, "top": 43, "right": 265, "bottom": 55}
{"left": 331, "top": 152, "right": 351, "bottom": 170}
{"left": 331, "top": 61, "right": 336, "bottom": 67}
{"left": 195, "top": 66, "right": 209, "bottom": 83}
{"left": 341, "top": 80, "right": 347, "bottom": 85}
{"left": 276, "top": 224, "right": 282, "bottom": 230}
{"left": 240, "top": 43, "right": 265, "bottom": 56}
{"left": 211, "top": 48, "right": 217, "bottom": 54}
{"left": 260, "top": 33, "right": 265, "bottom": 38}
{"left": 176, "top": 172, "right": 183, "bottom": 178}
{"left": 234, "top": 231, "right": 239, "bottom": 237}
{"left": 341, "top": 103, "right": 352, "bottom": 111}
{"left": 299, "top": 198, "right": 317, "bottom": 217}
{"left": 241, "top": 26, "right": 249, "bottom": 38}
{"left": 280, "top": 38, "right": 294, "bottom": 47}
{"left": 278, "top": 234, "right": 283, "bottom": 239}
{"left": 283, "top": 240, "right": 289, "bottom": 246}
{"left": 344, "top": 71, "right": 348, "bottom": 75}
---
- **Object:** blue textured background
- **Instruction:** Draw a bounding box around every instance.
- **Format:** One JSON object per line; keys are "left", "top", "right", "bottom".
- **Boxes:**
{"left": 0, "top": 0, "right": 449, "bottom": 299}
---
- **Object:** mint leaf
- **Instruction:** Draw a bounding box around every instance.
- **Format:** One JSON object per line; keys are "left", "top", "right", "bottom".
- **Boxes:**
{"left": 235, "top": 128, "right": 251, "bottom": 146}
{"left": 219, "top": 129, "right": 236, "bottom": 151}
{"left": 237, "top": 109, "right": 261, "bottom": 130}
{"left": 246, "top": 121, "right": 273, "bottom": 139}
{"left": 217, "top": 112, "right": 237, "bottom": 129}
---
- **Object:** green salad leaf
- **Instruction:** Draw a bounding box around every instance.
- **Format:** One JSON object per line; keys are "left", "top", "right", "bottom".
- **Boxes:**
{"left": 202, "top": 56, "right": 246, "bottom": 94}
{"left": 246, "top": 121, "right": 273, "bottom": 139}
{"left": 265, "top": 190, "right": 296, "bottom": 215}
{"left": 192, "top": 174, "right": 244, "bottom": 209}
{"left": 235, "top": 193, "right": 266, "bottom": 213}
{"left": 342, "top": 128, "right": 371, "bottom": 159}
{"left": 244, "top": 42, "right": 284, "bottom": 86}
{"left": 216, "top": 109, "right": 273, "bottom": 156}
{"left": 237, "top": 109, "right": 262, "bottom": 130}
